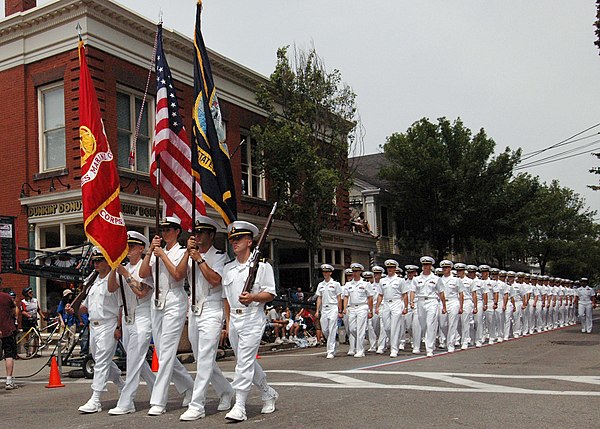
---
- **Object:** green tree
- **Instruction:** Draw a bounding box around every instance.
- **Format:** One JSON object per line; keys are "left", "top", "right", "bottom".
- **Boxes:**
{"left": 252, "top": 46, "right": 358, "bottom": 289}
{"left": 380, "top": 117, "right": 520, "bottom": 258}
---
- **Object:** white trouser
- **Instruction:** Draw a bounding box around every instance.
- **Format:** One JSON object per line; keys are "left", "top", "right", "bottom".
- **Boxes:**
{"left": 188, "top": 303, "right": 233, "bottom": 412}
{"left": 521, "top": 302, "right": 530, "bottom": 334}
{"left": 474, "top": 301, "right": 484, "bottom": 345}
{"left": 415, "top": 298, "right": 438, "bottom": 353}
{"left": 150, "top": 288, "right": 194, "bottom": 407}
{"left": 534, "top": 304, "right": 543, "bottom": 332}
{"left": 320, "top": 305, "right": 339, "bottom": 355}
{"left": 347, "top": 304, "right": 369, "bottom": 356}
{"left": 377, "top": 316, "right": 388, "bottom": 351}
{"left": 551, "top": 304, "right": 558, "bottom": 328}
{"left": 460, "top": 300, "right": 474, "bottom": 347}
{"left": 527, "top": 303, "right": 535, "bottom": 333}
{"left": 367, "top": 313, "right": 380, "bottom": 350}
{"left": 513, "top": 302, "right": 523, "bottom": 335}
{"left": 438, "top": 303, "right": 448, "bottom": 346}
{"left": 117, "top": 306, "right": 155, "bottom": 410}
{"left": 381, "top": 300, "right": 405, "bottom": 354}
{"left": 503, "top": 302, "right": 514, "bottom": 339}
{"left": 484, "top": 308, "right": 496, "bottom": 340}
{"left": 579, "top": 303, "right": 593, "bottom": 333}
{"left": 445, "top": 299, "right": 460, "bottom": 348}
{"left": 89, "top": 319, "right": 121, "bottom": 393}
{"left": 228, "top": 309, "right": 271, "bottom": 405}
{"left": 404, "top": 306, "right": 414, "bottom": 340}
{"left": 541, "top": 303, "right": 547, "bottom": 328}
{"left": 494, "top": 306, "right": 505, "bottom": 340}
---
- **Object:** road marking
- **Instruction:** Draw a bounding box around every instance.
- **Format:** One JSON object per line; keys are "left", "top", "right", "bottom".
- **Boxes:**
{"left": 264, "top": 369, "right": 600, "bottom": 396}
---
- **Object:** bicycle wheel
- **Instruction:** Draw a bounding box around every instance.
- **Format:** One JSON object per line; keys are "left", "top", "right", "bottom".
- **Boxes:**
{"left": 17, "top": 330, "right": 39, "bottom": 360}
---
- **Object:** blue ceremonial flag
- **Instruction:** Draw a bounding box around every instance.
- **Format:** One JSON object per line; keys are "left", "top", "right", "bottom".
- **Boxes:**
{"left": 192, "top": 0, "right": 237, "bottom": 225}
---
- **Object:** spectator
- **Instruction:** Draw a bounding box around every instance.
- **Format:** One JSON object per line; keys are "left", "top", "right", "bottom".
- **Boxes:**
{"left": 267, "top": 306, "right": 287, "bottom": 344}
{"left": 0, "top": 287, "right": 18, "bottom": 390}
{"left": 292, "top": 288, "right": 305, "bottom": 302}
{"left": 20, "top": 286, "right": 44, "bottom": 330}
{"left": 57, "top": 289, "right": 78, "bottom": 354}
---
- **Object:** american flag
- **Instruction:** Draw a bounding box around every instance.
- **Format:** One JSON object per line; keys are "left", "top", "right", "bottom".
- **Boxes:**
{"left": 150, "top": 24, "right": 206, "bottom": 230}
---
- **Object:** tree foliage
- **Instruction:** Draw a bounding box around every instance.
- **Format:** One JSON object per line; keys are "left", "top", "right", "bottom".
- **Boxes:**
{"left": 252, "top": 46, "right": 358, "bottom": 285}
{"left": 381, "top": 117, "right": 600, "bottom": 280}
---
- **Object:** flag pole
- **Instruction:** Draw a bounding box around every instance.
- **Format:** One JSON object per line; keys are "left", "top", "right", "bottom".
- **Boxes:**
{"left": 154, "top": 155, "right": 161, "bottom": 307}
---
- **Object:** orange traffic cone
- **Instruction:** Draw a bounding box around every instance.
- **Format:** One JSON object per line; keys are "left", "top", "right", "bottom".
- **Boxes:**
{"left": 45, "top": 356, "right": 65, "bottom": 388}
{"left": 151, "top": 347, "right": 159, "bottom": 372}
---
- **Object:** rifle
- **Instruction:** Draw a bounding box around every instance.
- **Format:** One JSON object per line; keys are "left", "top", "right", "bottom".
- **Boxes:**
{"left": 69, "top": 270, "right": 99, "bottom": 314}
{"left": 241, "top": 202, "right": 277, "bottom": 298}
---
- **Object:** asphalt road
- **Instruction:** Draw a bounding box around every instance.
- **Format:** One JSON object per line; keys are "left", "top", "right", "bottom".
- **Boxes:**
{"left": 2, "top": 316, "right": 600, "bottom": 429}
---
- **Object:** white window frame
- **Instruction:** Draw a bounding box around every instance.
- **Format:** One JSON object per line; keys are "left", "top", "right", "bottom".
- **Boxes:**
{"left": 116, "top": 86, "right": 154, "bottom": 174}
{"left": 38, "top": 82, "right": 66, "bottom": 172}
{"left": 240, "top": 131, "right": 265, "bottom": 200}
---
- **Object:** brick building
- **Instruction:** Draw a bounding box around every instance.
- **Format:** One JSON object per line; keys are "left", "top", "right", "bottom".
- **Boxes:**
{"left": 0, "top": 0, "right": 376, "bottom": 313}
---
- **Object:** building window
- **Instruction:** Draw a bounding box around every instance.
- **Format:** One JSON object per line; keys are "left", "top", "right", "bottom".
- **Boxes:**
{"left": 381, "top": 206, "right": 389, "bottom": 237}
{"left": 65, "top": 223, "right": 86, "bottom": 247}
{"left": 317, "top": 248, "right": 344, "bottom": 266}
{"left": 117, "top": 89, "right": 153, "bottom": 173}
{"left": 240, "top": 132, "right": 265, "bottom": 199}
{"left": 39, "top": 83, "right": 65, "bottom": 171}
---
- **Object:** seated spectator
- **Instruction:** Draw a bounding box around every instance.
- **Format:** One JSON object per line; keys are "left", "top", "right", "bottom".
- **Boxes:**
{"left": 292, "top": 288, "right": 305, "bottom": 302}
{"left": 289, "top": 308, "right": 308, "bottom": 341}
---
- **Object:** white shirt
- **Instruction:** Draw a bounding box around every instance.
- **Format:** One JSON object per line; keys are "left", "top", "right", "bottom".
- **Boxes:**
{"left": 378, "top": 274, "right": 405, "bottom": 301}
{"left": 149, "top": 243, "right": 186, "bottom": 292}
{"left": 315, "top": 279, "right": 342, "bottom": 306}
{"left": 411, "top": 273, "right": 443, "bottom": 298}
{"left": 84, "top": 273, "right": 119, "bottom": 321}
{"left": 343, "top": 279, "right": 373, "bottom": 305}
{"left": 576, "top": 286, "right": 595, "bottom": 305}
{"left": 440, "top": 275, "right": 464, "bottom": 300}
{"left": 222, "top": 259, "right": 276, "bottom": 310}
{"left": 460, "top": 277, "right": 475, "bottom": 301}
{"left": 187, "top": 245, "right": 227, "bottom": 304}
{"left": 118, "top": 259, "right": 154, "bottom": 316}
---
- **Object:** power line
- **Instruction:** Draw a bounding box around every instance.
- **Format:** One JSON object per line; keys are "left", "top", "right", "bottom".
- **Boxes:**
{"left": 515, "top": 145, "right": 600, "bottom": 171}
{"left": 516, "top": 138, "right": 600, "bottom": 170}
{"left": 520, "top": 122, "right": 600, "bottom": 162}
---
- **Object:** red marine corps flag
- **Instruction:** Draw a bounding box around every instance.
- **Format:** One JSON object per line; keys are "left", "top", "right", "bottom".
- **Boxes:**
{"left": 78, "top": 39, "right": 128, "bottom": 268}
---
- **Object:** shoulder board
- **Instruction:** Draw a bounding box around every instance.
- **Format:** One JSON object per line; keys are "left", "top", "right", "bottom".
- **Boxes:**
{"left": 224, "top": 259, "right": 236, "bottom": 266}
{"left": 260, "top": 258, "right": 268, "bottom": 263}
{"left": 216, "top": 250, "right": 225, "bottom": 255}
{"left": 180, "top": 245, "right": 186, "bottom": 250}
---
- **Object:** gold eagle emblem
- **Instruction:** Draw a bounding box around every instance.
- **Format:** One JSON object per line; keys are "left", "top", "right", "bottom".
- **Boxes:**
{"left": 79, "top": 125, "right": 96, "bottom": 165}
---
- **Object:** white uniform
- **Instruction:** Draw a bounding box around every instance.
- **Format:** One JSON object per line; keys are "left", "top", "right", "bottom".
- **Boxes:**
{"left": 116, "top": 260, "right": 155, "bottom": 411}
{"left": 577, "top": 286, "right": 595, "bottom": 333}
{"left": 532, "top": 284, "right": 543, "bottom": 333}
{"left": 481, "top": 277, "right": 497, "bottom": 343}
{"left": 149, "top": 245, "right": 194, "bottom": 408}
{"left": 186, "top": 246, "right": 233, "bottom": 414}
{"left": 512, "top": 282, "right": 524, "bottom": 337}
{"left": 473, "top": 279, "right": 485, "bottom": 346}
{"left": 315, "top": 278, "right": 342, "bottom": 356}
{"left": 222, "top": 260, "right": 277, "bottom": 407}
{"left": 343, "top": 279, "right": 373, "bottom": 357}
{"left": 439, "top": 275, "right": 463, "bottom": 352}
{"left": 378, "top": 274, "right": 406, "bottom": 355}
{"left": 503, "top": 281, "right": 515, "bottom": 340}
{"left": 411, "top": 273, "right": 443, "bottom": 354}
{"left": 494, "top": 280, "right": 508, "bottom": 341}
{"left": 459, "top": 276, "right": 475, "bottom": 348}
{"left": 367, "top": 281, "right": 382, "bottom": 352}
{"left": 83, "top": 273, "right": 123, "bottom": 394}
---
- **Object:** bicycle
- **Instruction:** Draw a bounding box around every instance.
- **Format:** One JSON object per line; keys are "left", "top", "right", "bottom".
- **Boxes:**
{"left": 16, "top": 317, "right": 63, "bottom": 360}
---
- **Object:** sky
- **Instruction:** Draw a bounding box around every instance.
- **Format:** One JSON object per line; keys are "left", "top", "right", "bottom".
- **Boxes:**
{"left": 3, "top": 0, "right": 600, "bottom": 216}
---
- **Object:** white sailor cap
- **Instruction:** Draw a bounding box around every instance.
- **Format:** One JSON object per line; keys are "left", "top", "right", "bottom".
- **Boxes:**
{"left": 384, "top": 259, "right": 399, "bottom": 268}
{"left": 372, "top": 265, "right": 385, "bottom": 274}
{"left": 420, "top": 256, "right": 435, "bottom": 265}
{"left": 127, "top": 231, "right": 149, "bottom": 248}
{"left": 466, "top": 265, "right": 478, "bottom": 272}
{"left": 516, "top": 272, "right": 525, "bottom": 278}
{"left": 490, "top": 268, "right": 500, "bottom": 274}
{"left": 548, "top": 277, "right": 555, "bottom": 281}
{"left": 478, "top": 265, "right": 491, "bottom": 272}
{"left": 344, "top": 268, "right": 353, "bottom": 275}
{"left": 362, "top": 271, "right": 374, "bottom": 279}
{"left": 395, "top": 266, "right": 404, "bottom": 274}
{"left": 574, "top": 280, "right": 581, "bottom": 286}
{"left": 159, "top": 216, "right": 182, "bottom": 229}
{"left": 350, "top": 262, "right": 364, "bottom": 271}
{"left": 506, "top": 270, "right": 516, "bottom": 277}
{"left": 524, "top": 273, "right": 531, "bottom": 279}
{"left": 194, "top": 215, "right": 220, "bottom": 232}
{"left": 440, "top": 260, "right": 453, "bottom": 268}
{"left": 320, "top": 263, "right": 334, "bottom": 272}
{"left": 405, "top": 265, "right": 419, "bottom": 272}
{"left": 530, "top": 274, "right": 538, "bottom": 280}
{"left": 454, "top": 263, "right": 467, "bottom": 271}
{"left": 227, "top": 221, "right": 259, "bottom": 239}
{"left": 434, "top": 267, "right": 443, "bottom": 275}
{"left": 499, "top": 270, "right": 507, "bottom": 276}
{"left": 581, "top": 277, "right": 589, "bottom": 282}
{"left": 91, "top": 246, "right": 105, "bottom": 261}
{"left": 542, "top": 275, "right": 549, "bottom": 280}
